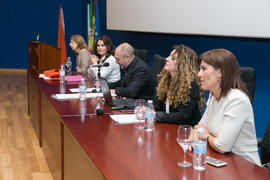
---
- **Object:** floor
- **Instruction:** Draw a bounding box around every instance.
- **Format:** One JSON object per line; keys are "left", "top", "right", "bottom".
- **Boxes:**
{"left": 0, "top": 70, "right": 53, "bottom": 180}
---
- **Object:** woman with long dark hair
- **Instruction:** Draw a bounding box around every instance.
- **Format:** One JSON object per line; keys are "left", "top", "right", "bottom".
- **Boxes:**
{"left": 89, "top": 35, "right": 120, "bottom": 88}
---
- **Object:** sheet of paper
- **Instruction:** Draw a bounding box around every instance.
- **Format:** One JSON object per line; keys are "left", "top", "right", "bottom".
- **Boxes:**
{"left": 52, "top": 93, "right": 103, "bottom": 100}
{"left": 39, "top": 74, "right": 50, "bottom": 80}
{"left": 69, "top": 88, "right": 117, "bottom": 97}
{"left": 110, "top": 114, "right": 143, "bottom": 124}
{"left": 69, "top": 88, "right": 95, "bottom": 93}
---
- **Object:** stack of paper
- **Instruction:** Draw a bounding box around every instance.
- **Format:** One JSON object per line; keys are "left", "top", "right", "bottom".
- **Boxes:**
{"left": 110, "top": 114, "right": 143, "bottom": 124}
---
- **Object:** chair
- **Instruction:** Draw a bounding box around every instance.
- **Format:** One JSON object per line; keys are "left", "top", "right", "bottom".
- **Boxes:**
{"left": 134, "top": 48, "right": 148, "bottom": 64}
{"left": 240, "top": 67, "right": 256, "bottom": 103}
{"left": 258, "top": 120, "right": 270, "bottom": 165}
{"left": 152, "top": 54, "right": 165, "bottom": 87}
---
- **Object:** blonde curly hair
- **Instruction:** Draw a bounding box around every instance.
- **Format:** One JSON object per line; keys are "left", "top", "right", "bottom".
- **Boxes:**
{"left": 157, "top": 45, "right": 205, "bottom": 109}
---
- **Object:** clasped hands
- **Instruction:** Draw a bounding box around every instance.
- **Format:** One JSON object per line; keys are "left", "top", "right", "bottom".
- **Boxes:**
{"left": 90, "top": 55, "right": 99, "bottom": 65}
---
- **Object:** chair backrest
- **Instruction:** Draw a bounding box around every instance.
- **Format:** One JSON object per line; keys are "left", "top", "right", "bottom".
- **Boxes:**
{"left": 134, "top": 49, "right": 147, "bottom": 64}
{"left": 240, "top": 67, "right": 256, "bottom": 103}
{"left": 261, "top": 120, "right": 270, "bottom": 165}
{"left": 152, "top": 54, "right": 165, "bottom": 87}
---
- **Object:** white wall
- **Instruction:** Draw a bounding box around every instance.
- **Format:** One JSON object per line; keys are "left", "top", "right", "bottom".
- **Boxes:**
{"left": 107, "top": 0, "right": 270, "bottom": 38}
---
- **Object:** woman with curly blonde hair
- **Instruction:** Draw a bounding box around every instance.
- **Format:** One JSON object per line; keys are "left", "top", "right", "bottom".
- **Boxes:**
{"left": 154, "top": 45, "right": 205, "bottom": 126}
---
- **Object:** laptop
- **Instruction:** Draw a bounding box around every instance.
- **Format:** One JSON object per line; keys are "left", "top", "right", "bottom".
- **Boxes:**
{"left": 99, "top": 77, "right": 135, "bottom": 109}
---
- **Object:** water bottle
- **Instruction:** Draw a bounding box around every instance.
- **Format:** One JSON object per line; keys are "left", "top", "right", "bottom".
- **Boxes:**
{"left": 79, "top": 78, "right": 87, "bottom": 101}
{"left": 66, "top": 57, "right": 72, "bottom": 74}
{"left": 60, "top": 65, "right": 65, "bottom": 82}
{"left": 144, "top": 100, "right": 156, "bottom": 132}
{"left": 193, "top": 128, "right": 207, "bottom": 170}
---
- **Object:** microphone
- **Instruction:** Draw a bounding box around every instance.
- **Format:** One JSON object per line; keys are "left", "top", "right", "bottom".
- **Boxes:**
{"left": 96, "top": 102, "right": 104, "bottom": 115}
{"left": 92, "top": 62, "right": 110, "bottom": 68}
{"left": 36, "top": 32, "right": 41, "bottom": 41}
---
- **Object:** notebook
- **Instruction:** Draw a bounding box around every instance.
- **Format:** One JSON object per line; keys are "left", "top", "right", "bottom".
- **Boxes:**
{"left": 65, "top": 75, "right": 83, "bottom": 82}
{"left": 99, "top": 77, "right": 135, "bottom": 109}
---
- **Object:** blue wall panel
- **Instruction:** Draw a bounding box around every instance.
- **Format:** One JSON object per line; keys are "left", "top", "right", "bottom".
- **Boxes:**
{"left": 0, "top": 0, "right": 85, "bottom": 69}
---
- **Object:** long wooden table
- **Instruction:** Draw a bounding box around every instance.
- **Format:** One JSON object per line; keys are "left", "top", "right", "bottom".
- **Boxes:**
{"left": 27, "top": 70, "right": 270, "bottom": 180}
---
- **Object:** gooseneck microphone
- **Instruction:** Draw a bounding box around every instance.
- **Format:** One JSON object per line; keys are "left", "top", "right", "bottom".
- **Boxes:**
{"left": 92, "top": 62, "right": 110, "bottom": 68}
{"left": 96, "top": 102, "right": 104, "bottom": 115}
{"left": 90, "top": 62, "right": 110, "bottom": 77}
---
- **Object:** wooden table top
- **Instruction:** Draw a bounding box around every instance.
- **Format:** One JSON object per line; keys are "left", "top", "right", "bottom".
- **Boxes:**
{"left": 62, "top": 115, "right": 270, "bottom": 180}
{"left": 28, "top": 70, "right": 270, "bottom": 179}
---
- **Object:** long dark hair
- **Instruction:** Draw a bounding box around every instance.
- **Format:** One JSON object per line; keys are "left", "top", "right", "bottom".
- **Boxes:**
{"left": 157, "top": 45, "right": 205, "bottom": 109}
{"left": 93, "top": 35, "right": 114, "bottom": 61}
{"left": 199, "top": 49, "right": 248, "bottom": 100}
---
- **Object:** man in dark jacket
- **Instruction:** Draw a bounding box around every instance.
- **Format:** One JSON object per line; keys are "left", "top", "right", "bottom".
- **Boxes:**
{"left": 114, "top": 43, "right": 155, "bottom": 100}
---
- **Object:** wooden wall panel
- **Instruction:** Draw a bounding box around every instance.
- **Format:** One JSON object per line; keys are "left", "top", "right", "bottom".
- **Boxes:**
{"left": 41, "top": 92, "right": 61, "bottom": 180}
{"left": 63, "top": 125, "right": 105, "bottom": 180}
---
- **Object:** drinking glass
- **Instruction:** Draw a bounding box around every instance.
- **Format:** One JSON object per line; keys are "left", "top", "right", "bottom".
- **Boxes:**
{"left": 176, "top": 125, "right": 193, "bottom": 167}
{"left": 134, "top": 99, "right": 146, "bottom": 130}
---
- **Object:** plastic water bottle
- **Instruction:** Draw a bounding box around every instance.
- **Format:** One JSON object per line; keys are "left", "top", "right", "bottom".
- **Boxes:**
{"left": 144, "top": 100, "right": 156, "bottom": 132}
{"left": 193, "top": 128, "right": 207, "bottom": 170}
{"left": 79, "top": 78, "right": 87, "bottom": 101}
{"left": 66, "top": 57, "right": 72, "bottom": 74}
{"left": 60, "top": 65, "right": 65, "bottom": 82}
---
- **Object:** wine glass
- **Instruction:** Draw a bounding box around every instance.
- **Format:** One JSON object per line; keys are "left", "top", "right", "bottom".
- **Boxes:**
{"left": 134, "top": 99, "right": 146, "bottom": 130}
{"left": 176, "top": 125, "right": 193, "bottom": 167}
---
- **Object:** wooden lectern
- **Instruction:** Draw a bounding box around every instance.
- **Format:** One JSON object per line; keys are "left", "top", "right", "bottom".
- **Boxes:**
{"left": 28, "top": 42, "right": 61, "bottom": 73}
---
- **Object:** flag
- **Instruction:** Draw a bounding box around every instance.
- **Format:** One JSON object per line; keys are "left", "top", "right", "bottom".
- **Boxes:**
{"left": 87, "top": 0, "right": 101, "bottom": 52}
{"left": 57, "top": 5, "right": 67, "bottom": 65}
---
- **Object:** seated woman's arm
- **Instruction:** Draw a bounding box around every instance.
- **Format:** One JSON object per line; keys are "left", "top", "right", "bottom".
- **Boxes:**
{"left": 76, "top": 49, "right": 90, "bottom": 74}
{"left": 211, "top": 97, "right": 249, "bottom": 153}
{"left": 208, "top": 135, "right": 225, "bottom": 153}
{"left": 153, "top": 97, "right": 164, "bottom": 111}
{"left": 199, "top": 95, "right": 250, "bottom": 154}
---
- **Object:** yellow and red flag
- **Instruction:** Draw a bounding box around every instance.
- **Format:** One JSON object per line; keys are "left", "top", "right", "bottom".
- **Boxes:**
{"left": 87, "top": 0, "right": 100, "bottom": 52}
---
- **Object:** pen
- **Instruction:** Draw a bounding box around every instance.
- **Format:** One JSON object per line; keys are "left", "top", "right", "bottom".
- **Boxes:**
{"left": 120, "top": 109, "right": 134, "bottom": 112}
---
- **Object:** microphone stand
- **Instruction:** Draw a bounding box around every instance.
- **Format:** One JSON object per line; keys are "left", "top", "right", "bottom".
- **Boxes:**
{"left": 97, "top": 66, "right": 101, "bottom": 78}
{"left": 95, "top": 66, "right": 104, "bottom": 115}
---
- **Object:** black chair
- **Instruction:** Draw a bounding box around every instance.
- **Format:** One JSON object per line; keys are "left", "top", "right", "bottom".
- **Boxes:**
{"left": 134, "top": 48, "right": 148, "bottom": 64}
{"left": 258, "top": 120, "right": 270, "bottom": 165}
{"left": 240, "top": 67, "right": 256, "bottom": 103}
{"left": 152, "top": 54, "right": 165, "bottom": 87}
